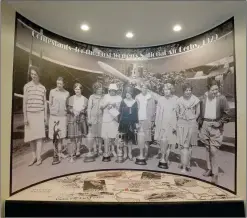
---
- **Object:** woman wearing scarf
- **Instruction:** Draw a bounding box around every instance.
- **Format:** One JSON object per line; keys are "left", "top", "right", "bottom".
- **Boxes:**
{"left": 176, "top": 83, "right": 200, "bottom": 173}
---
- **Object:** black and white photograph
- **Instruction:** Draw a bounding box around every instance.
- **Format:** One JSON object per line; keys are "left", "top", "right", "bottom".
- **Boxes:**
{"left": 10, "top": 14, "right": 236, "bottom": 194}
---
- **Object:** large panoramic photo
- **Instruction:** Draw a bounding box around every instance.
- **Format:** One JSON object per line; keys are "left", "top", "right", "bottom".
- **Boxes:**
{"left": 10, "top": 14, "right": 236, "bottom": 194}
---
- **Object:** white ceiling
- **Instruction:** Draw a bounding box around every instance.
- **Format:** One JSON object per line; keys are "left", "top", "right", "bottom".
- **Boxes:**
{"left": 8, "top": 1, "right": 244, "bottom": 48}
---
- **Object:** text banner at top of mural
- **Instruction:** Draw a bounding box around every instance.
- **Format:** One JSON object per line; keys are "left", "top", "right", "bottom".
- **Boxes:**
{"left": 19, "top": 16, "right": 233, "bottom": 60}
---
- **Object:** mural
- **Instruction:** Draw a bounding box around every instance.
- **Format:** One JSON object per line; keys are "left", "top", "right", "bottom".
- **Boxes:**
{"left": 10, "top": 14, "right": 236, "bottom": 195}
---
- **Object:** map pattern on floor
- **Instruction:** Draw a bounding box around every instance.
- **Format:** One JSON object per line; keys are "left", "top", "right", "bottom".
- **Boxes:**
{"left": 9, "top": 170, "right": 238, "bottom": 202}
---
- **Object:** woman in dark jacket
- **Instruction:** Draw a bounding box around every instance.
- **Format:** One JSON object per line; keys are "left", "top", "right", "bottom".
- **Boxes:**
{"left": 118, "top": 87, "right": 138, "bottom": 161}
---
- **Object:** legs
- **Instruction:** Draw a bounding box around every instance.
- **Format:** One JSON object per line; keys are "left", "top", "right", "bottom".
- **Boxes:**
{"left": 204, "top": 145, "right": 219, "bottom": 183}
{"left": 180, "top": 145, "right": 191, "bottom": 173}
{"left": 93, "top": 137, "right": 103, "bottom": 156}
{"left": 68, "top": 139, "right": 76, "bottom": 163}
{"left": 28, "top": 139, "right": 43, "bottom": 166}
{"left": 58, "top": 139, "right": 67, "bottom": 159}
{"left": 158, "top": 138, "right": 170, "bottom": 169}
{"left": 144, "top": 142, "right": 149, "bottom": 159}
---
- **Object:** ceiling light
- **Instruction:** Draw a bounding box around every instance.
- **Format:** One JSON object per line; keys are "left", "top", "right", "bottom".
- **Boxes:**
{"left": 173, "top": 25, "right": 182, "bottom": 32}
{"left": 126, "top": 32, "right": 134, "bottom": 38}
{"left": 80, "top": 24, "right": 90, "bottom": 31}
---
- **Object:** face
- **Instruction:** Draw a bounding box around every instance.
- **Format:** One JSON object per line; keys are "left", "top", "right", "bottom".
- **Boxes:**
{"left": 30, "top": 69, "right": 39, "bottom": 82}
{"left": 126, "top": 92, "right": 132, "bottom": 99}
{"left": 184, "top": 88, "right": 192, "bottom": 98}
{"left": 208, "top": 85, "right": 219, "bottom": 98}
{"left": 56, "top": 80, "right": 64, "bottom": 90}
{"left": 141, "top": 85, "right": 148, "bottom": 95}
{"left": 109, "top": 90, "right": 116, "bottom": 96}
{"left": 74, "top": 86, "right": 82, "bottom": 95}
{"left": 163, "top": 87, "right": 171, "bottom": 97}
{"left": 96, "top": 87, "right": 103, "bottom": 95}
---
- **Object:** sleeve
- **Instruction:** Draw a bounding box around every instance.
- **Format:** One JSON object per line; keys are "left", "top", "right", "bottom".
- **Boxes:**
{"left": 49, "top": 90, "right": 53, "bottom": 108}
{"left": 219, "top": 96, "right": 231, "bottom": 125}
{"left": 87, "top": 95, "right": 93, "bottom": 121}
{"left": 133, "top": 102, "right": 139, "bottom": 124}
{"left": 100, "top": 95, "right": 107, "bottom": 109}
{"left": 115, "top": 96, "right": 122, "bottom": 110}
{"left": 151, "top": 99, "right": 156, "bottom": 122}
{"left": 81, "top": 97, "right": 88, "bottom": 115}
{"left": 175, "top": 98, "right": 180, "bottom": 119}
{"left": 66, "top": 97, "right": 73, "bottom": 115}
{"left": 23, "top": 85, "right": 27, "bottom": 114}
{"left": 118, "top": 100, "right": 124, "bottom": 122}
{"left": 155, "top": 99, "right": 160, "bottom": 124}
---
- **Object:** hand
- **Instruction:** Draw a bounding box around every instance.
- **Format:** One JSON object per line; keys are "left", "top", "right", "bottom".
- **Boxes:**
{"left": 136, "top": 123, "right": 140, "bottom": 130}
{"left": 172, "top": 128, "right": 177, "bottom": 135}
{"left": 44, "top": 117, "right": 48, "bottom": 125}
{"left": 87, "top": 120, "right": 92, "bottom": 126}
{"left": 211, "top": 122, "right": 221, "bottom": 128}
{"left": 24, "top": 117, "right": 29, "bottom": 126}
{"left": 107, "top": 104, "right": 113, "bottom": 110}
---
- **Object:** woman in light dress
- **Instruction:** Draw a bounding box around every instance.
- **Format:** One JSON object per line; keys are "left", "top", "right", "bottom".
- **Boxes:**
{"left": 154, "top": 83, "right": 178, "bottom": 169}
{"left": 48, "top": 77, "right": 70, "bottom": 164}
{"left": 135, "top": 82, "right": 156, "bottom": 159}
{"left": 100, "top": 84, "right": 122, "bottom": 158}
{"left": 118, "top": 86, "right": 138, "bottom": 160}
{"left": 176, "top": 83, "right": 200, "bottom": 173}
{"left": 23, "top": 66, "right": 47, "bottom": 166}
{"left": 67, "top": 83, "right": 88, "bottom": 163}
{"left": 87, "top": 82, "right": 104, "bottom": 156}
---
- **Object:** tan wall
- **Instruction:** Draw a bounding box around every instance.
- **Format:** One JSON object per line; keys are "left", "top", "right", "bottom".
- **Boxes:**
{"left": 234, "top": 6, "right": 246, "bottom": 201}
{"left": 1, "top": 1, "right": 15, "bottom": 215}
{"left": 1, "top": 1, "right": 246, "bottom": 213}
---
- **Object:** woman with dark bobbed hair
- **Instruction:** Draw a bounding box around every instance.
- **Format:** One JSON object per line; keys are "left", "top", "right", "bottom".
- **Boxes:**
{"left": 87, "top": 82, "right": 104, "bottom": 156}
{"left": 67, "top": 83, "right": 88, "bottom": 162}
{"left": 23, "top": 65, "right": 47, "bottom": 166}
{"left": 176, "top": 83, "right": 200, "bottom": 173}
{"left": 118, "top": 86, "right": 138, "bottom": 160}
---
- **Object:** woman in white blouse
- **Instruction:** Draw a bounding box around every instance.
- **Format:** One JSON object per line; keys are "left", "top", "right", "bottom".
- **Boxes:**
{"left": 67, "top": 83, "right": 88, "bottom": 162}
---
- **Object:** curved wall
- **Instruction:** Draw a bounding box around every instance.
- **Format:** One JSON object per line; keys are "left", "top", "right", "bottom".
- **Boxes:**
{"left": 10, "top": 13, "right": 237, "bottom": 194}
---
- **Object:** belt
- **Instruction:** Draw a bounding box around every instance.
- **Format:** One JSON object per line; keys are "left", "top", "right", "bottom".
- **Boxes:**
{"left": 203, "top": 118, "right": 219, "bottom": 122}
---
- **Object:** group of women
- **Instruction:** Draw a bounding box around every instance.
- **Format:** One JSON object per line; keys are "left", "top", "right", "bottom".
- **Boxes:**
{"left": 23, "top": 65, "right": 230, "bottom": 184}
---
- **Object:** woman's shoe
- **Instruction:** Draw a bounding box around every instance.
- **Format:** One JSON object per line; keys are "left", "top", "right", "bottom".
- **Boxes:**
{"left": 203, "top": 169, "right": 213, "bottom": 177}
{"left": 28, "top": 158, "right": 37, "bottom": 166}
{"left": 128, "top": 154, "right": 133, "bottom": 161}
{"left": 98, "top": 149, "right": 103, "bottom": 155}
{"left": 76, "top": 151, "right": 81, "bottom": 157}
{"left": 36, "top": 159, "right": 42, "bottom": 166}
{"left": 69, "top": 157, "right": 75, "bottom": 163}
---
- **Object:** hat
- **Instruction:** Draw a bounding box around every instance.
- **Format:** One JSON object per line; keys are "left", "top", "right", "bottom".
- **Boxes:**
{"left": 108, "top": 84, "right": 118, "bottom": 90}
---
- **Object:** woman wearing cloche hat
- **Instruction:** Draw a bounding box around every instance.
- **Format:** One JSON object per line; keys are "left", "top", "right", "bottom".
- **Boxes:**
{"left": 100, "top": 84, "right": 122, "bottom": 159}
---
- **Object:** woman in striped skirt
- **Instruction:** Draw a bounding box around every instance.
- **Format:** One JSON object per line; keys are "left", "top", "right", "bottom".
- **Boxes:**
{"left": 67, "top": 83, "right": 88, "bottom": 163}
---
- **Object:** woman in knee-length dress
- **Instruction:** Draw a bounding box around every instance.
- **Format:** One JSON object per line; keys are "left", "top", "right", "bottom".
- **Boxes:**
{"left": 135, "top": 82, "right": 156, "bottom": 159}
{"left": 176, "top": 83, "right": 200, "bottom": 173}
{"left": 87, "top": 82, "right": 104, "bottom": 156}
{"left": 48, "top": 77, "right": 70, "bottom": 164}
{"left": 118, "top": 86, "right": 138, "bottom": 161}
{"left": 154, "top": 83, "right": 178, "bottom": 169}
{"left": 23, "top": 65, "right": 47, "bottom": 166}
{"left": 100, "top": 84, "right": 122, "bottom": 157}
{"left": 67, "top": 83, "right": 88, "bottom": 162}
